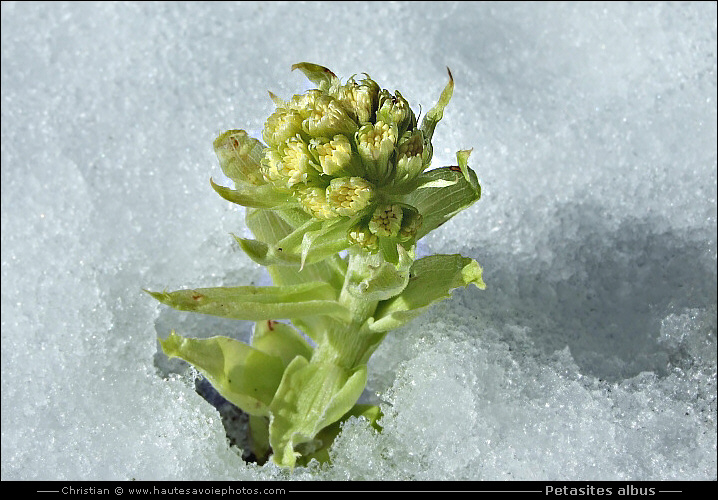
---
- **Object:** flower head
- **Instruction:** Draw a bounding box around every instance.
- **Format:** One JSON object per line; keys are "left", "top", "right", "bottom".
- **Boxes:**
{"left": 297, "top": 186, "right": 337, "bottom": 219}
{"left": 309, "top": 134, "right": 358, "bottom": 176}
{"left": 348, "top": 224, "right": 379, "bottom": 252}
{"left": 326, "top": 177, "right": 374, "bottom": 216}
{"left": 334, "top": 75, "right": 380, "bottom": 125}
{"left": 262, "top": 107, "right": 304, "bottom": 148}
{"left": 376, "top": 90, "right": 415, "bottom": 134}
{"left": 398, "top": 205, "right": 423, "bottom": 242}
{"left": 356, "top": 121, "right": 398, "bottom": 183}
{"left": 368, "top": 204, "right": 403, "bottom": 238}
{"left": 297, "top": 92, "right": 358, "bottom": 138}
{"left": 393, "top": 129, "right": 426, "bottom": 185}
{"left": 261, "top": 136, "right": 319, "bottom": 188}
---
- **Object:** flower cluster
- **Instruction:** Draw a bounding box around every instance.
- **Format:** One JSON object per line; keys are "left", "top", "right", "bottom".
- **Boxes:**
{"left": 223, "top": 63, "right": 458, "bottom": 258}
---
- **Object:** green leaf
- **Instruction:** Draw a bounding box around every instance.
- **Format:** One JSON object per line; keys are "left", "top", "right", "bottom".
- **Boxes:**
{"left": 291, "top": 62, "right": 338, "bottom": 90}
{"left": 345, "top": 245, "right": 413, "bottom": 302}
{"left": 402, "top": 164, "right": 481, "bottom": 239}
{"left": 455, "top": 148, "right": 476, "bottom": 188}
{"left": 299, "top": 217, "right": 355, "bottom": 270}
{"left": 245, "top": 208, "right": 347, "bottom": 291}
{"left": 145, "top": 282, "right": 349, "bottom": 322}
{"left": 370, "top": 254, "right": 485, "bottom": 332}
{"left": 210, "top": 178, "right": 293, "bottom": 209}
{"left": 159, "top": 332, "right": 284, "bottom": 416}
{"left": 251, "top": 320, "right": 313, "bottom": 367}
{"left": 268, "top": 358, "right": 368, "bottom": 468}
{"left": 238, "top": 214, "right": 354, "bottom": 270}
{"left": 420, "top": 67, "right": 454, "bottom": 144}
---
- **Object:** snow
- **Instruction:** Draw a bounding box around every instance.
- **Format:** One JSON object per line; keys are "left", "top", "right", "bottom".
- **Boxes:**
{"left": 2, "top": 1, "right": 715, "bottom": 480}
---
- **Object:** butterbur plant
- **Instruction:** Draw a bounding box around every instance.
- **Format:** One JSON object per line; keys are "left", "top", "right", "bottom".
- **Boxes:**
{"left": 146, "top": 63, "right": 485, "bottom": 468}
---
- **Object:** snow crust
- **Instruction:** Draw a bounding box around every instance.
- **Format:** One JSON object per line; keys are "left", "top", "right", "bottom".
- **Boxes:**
{"left": 2, "top": 2, "right": 715, "bottom": 480}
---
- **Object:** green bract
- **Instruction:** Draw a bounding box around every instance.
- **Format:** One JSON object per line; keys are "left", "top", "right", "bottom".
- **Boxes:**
{"left": 147, "top": 63, "right": 485, "bottom": 468}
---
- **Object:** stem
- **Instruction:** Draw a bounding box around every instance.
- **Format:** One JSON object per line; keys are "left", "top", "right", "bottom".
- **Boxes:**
{"left": 310, "top": 248, "right": 385, "bottom": 369}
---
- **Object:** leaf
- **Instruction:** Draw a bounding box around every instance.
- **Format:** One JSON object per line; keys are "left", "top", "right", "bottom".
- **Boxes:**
{"left": 245, "top": 208, "right": 347, "bottom": 291}
{"left": 402, "top": 164, "right": 481, "bottom": 239}
{"left": 210, "top": 179, "right": 293, "bottom": 209}
{"left": 244, "top": 207, "right": 349, "bottom": 341}
{"left": 268, "top": 358, "right": 368, "bottom": 468}
{"left": 345, "top": 245, "right": 413, "bottom": 302}
{"left": 420, "top": 67, "right": 454, "bottom": 144}
{"left": 159, "top": 332, "right": 284, "bottom": 417}
{"left": 251, "top": 320, "right": 313, "bottom": 367}
{"left": 234, "top": 224, "right": 352, "bottom": 270}
{"left": 145, "top": 282, "right": 349, "bottom": 322}
{"left": 370, "top": 254, "right": 485, "bottom": 332}
{"left": 291, "top": 62, "right": 338, "bottom": 90}
{"left": 299, "top": 217, "right": 355, "bottom": 270}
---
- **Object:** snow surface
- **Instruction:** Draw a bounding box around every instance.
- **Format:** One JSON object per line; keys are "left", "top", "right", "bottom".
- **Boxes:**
{"left": 1, "top": 2, "right": 716, "bottom": 480}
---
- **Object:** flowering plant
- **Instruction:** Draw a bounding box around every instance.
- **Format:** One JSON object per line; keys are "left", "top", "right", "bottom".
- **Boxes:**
{"left": 147, "top": 63, "right": 485, "bottom": 468}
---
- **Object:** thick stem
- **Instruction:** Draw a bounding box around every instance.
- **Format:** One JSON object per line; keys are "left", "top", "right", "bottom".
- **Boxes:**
{"left": 310, "top": 248, "right": 384, "bottom": 369}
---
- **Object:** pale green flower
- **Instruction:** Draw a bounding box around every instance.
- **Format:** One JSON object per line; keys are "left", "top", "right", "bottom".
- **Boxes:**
{"left": 261, "top": 137, "right": 318, "bottom": 188}
{"left": 394, "top": 129, "right": 426, "bottom": 184}
{"left": 347, "top": 225, "right": 379, "bottom": 252}
{"left": 334, "top": 75, "right": 380, "bottom": 125}
{"left": 376, "top": 89, "right": 415, "bottom": 134}
{"left": 150, "top": 62, "right": 485, "bottom": 470}
{"left": 368, "top": 203, "right": 403, "bottom": 237}
{"left": 326, "top": 177, "right": 374, "bottom": 216}
{"left": 297, "top": 186, "right": 337, "bottom": 219}
{"left": 298, "top": 93, "right": 358, "bottom": 138}
{"left": 309, "top": 135, "right": 357, "bottom": 176}
{"left": 398, "top": 205, "right": 423, "bottom": 242}
{"left": 260, "top": 148, "right": 285, "bottom": 185}
{"left": 262, "top": 107, "right": 304, "bottom": 148}
{"left": 288, "top": 89, "right": 323, "bottom": 115}
{"left": 356, "top": 120, "right": 398, "bottom": 183}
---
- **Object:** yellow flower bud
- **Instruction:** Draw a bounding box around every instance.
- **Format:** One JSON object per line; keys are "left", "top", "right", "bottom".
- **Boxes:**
{"left": 297, "top": 186, "right": 337, "bottom": 219}
{"left": 261, "top": 137, "right": 318, "bottom": 189}
{"left": 398, "top": 206, "right": 423, "bottom": 242}
{"left": 310, "top": 135, "right": 355, "bottom": 176}
{"left": 262, "top": 107, "right": 304, "bottom": 148}
{"left": 326, "top": 177, "right": 374, "bottom": 216}
{"left": 357, "top": 121, "right": 397, "bottom": 161}
{"left": 356, "top": 121, "right": 398, "bottom": 183}
{"left": 368, "top": 204, "right": 403, "bottom": 238}
{"left": 394, "top": 129, "right": 426, "bottom": 184}
{"left": 334, "top": 75, "right": 380, "bottom": 125}
{"left": 348, "top": 225, "right": 379, "bottom": 252}
{"left": 291, "top": 92, "right": 358, "bottom": 138}
{"left": 376, "top": 90, "right": 415, "bottom": 133}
